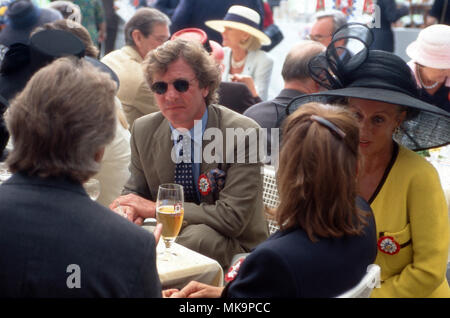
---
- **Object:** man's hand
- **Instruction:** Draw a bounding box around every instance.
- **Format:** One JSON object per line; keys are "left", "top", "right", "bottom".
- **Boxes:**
{"left": 167, "top": 281, "right": 224, "bottom": 298}
{"left": 162, "top": 288, "right": 180, "bottom": 298}
{"left": 109, "top": 193, "right": 156, "bottom": 225}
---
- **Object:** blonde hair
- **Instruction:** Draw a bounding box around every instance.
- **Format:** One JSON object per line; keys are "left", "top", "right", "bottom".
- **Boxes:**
{"left": 6, "top": 57, "right": 117, "bottom": 183}
{"left": 277, "top": 102, "right": 367, "bottom": 242}
{"left": 239, "top": 34, "right": 261, "bottom": 51}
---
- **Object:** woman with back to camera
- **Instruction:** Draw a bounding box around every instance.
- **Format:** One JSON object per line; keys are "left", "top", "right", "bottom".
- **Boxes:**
{"left": 164, "top": 102, "right": 377, "bottom": 298}
{"left": 287, "top": 23, "right": 450, "bottom": 297}
{"left": 205, "top": 5, "right": 273, "bottom": 101}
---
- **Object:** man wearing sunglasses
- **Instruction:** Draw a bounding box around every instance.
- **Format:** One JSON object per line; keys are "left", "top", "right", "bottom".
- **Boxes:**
{"left": 101, "top": 8, "right": 171, "bottom": 127}
{"left": 110, "top": 39, "right": 269, "bottom": 269}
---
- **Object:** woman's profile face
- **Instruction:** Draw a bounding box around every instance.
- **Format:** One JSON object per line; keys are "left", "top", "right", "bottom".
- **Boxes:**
{"left": 221, "top": 27, "right": 250, "bottom": 49}
{"left": 419, "top": 65, "right": 450, "bottom": 83}
{"left": 348, "top": 98, "right": 406, "bottom": 157}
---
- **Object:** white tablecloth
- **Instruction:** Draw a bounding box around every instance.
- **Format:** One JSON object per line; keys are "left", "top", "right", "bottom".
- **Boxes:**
{"left": 143, "top": 224, "right": 224, "bottom": 290}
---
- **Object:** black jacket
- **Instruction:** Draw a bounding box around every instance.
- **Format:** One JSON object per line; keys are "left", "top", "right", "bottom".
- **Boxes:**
{"left": 0, "top": 173, "right": 161, "bottom": 297}
{"left": 223, "top": 197, "right": 377, "bottom": 298}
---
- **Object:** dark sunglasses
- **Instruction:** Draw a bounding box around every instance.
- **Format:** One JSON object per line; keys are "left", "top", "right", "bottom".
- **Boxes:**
{"left": 151, "top": 79, "right": 193, "bottom": 95}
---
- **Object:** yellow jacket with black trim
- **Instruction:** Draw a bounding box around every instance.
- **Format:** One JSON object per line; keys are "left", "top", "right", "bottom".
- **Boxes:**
{"left": 370, "top": 145, "right": 450, "bottom": 298}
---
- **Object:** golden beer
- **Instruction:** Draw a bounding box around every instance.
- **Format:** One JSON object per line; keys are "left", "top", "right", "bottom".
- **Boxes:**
{"left": 156, "top": 205, "right": 184, "bottom": 240}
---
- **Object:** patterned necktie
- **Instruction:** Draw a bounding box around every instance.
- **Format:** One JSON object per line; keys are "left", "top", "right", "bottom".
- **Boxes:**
{"left": 174, "top": 134, "right": 198, "bottom": 203}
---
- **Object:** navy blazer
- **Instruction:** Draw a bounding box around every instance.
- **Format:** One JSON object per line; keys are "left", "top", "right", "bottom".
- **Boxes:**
{"left": 223, "top": 197, "right": 378, "bottom": 298}
{"left": 170, "top": 0, "right": 264, "bottom": 44}
{"left": 0, "top": 173, "right": 161, "bottom": 297}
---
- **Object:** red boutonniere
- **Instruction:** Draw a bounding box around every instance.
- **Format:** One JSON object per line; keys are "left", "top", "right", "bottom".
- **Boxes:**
{"left": 224, "top": 257, "right": 246, "bottom": 283}
{"left": 377, "top": 236, "right": 400, "bottom": 255}
{"left": 198, "top": 173, "right": 211, "bottom": 196}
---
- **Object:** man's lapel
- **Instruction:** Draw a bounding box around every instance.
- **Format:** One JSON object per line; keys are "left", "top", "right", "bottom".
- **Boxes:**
{"left": 198, "top": 106, "right": 222, "bottom": 203}
{"left": 153, "top": 120, "right": 175, "bottom": 184}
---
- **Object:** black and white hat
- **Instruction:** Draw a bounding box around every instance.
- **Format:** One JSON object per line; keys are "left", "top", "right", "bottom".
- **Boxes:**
{"left": 205, "top": 5, "right": 271, "bottom": 46}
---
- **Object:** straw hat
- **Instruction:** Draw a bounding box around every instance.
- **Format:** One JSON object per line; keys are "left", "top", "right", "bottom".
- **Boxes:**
{"left": 286, "top": 23, "right": 450, "bottom": 151}
{"left": 406, "top": 24, "right": 450, "bottom": 69}
{"left": 205, "top": 5, "right": 271, "bottom": 46}
{"left": 171, "top": 27, "right": 224, "bottom": 61}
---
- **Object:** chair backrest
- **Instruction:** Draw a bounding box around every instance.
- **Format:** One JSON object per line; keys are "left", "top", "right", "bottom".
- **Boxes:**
{"left": 262, "top": 165, "right": 280, "bottom": 235}
{"left": 336, "top": 264, "right": 381, "bottom": 298}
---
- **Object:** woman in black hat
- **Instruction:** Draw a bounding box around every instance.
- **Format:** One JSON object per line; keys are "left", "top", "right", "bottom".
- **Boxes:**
{"left": 287, "top": 23, "right": 450, "bottom": 298}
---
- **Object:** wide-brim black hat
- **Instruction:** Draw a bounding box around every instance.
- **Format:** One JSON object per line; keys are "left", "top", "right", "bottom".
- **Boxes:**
{"left": 286, "top": 23, "right": 450, "bottom": 151}
{"left": 0, "top": 0, "right": 63, "bottom": 46}
{"left": 0, "top": 29, "right": 119, "bottom": 101}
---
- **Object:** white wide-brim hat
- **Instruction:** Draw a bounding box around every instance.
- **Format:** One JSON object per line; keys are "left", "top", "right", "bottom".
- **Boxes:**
{"left": 406, "top": 24, "right": 450, "bottom": 69}
{"left": 205, "top": 5, "right": 271, "bottom": 46}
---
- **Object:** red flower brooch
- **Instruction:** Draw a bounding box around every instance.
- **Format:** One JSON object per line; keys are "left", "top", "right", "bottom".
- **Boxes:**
{"left": 377, "top": 236, "right": 400, "bottom": 255}
{"left": 198, "top": 174, "right": 211, "bottom": 196}
{"left": 198, "top": 169, "right": 226, "bottom": 196}
{"left": 224, "top": 257, "right": 246, "bottom": 283}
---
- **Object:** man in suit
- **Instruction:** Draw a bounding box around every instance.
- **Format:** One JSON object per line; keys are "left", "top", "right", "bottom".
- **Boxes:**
{"left": 308, "top": 9, "right": 347, "bottom": 46}
{"left": 0, "top": 56, "right": 161, "bottom": 297}
{"left": 169, "top": 0, "right": 264, "bottom": 44}
{"left": 243, "top": 40, "right": 325, "bottom": 162}
{"left": 101, "top": 8, "right": 170, "bottom": 127}
{"left": 110, "top": 39, "right": 269, "bottom": 269}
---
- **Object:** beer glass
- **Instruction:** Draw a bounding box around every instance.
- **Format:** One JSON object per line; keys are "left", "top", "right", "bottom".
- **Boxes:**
{"left": 156, "top": 183, "right": 184, "bottom": 261}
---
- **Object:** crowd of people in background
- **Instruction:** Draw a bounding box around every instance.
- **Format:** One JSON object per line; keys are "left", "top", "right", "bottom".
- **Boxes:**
{"left": 0, "top": 0, "right": 449, "bottom": 299}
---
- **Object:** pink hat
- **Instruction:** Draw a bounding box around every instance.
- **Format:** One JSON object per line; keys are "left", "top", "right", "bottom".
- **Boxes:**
{"left": 406, "top": 24, "right": 450, "bottom": 69}
{"left": 171, "top": 27, "right": 224, "bottom": 62}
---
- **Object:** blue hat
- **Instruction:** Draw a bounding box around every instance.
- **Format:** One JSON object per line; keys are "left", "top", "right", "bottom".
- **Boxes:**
{"left": 0, "top": 0, "right": 63, "bottom": 47}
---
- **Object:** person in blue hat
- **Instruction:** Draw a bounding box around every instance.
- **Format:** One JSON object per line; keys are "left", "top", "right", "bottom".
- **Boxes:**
{"left": 0, "top": 0, "right": 62, "bottom": 47}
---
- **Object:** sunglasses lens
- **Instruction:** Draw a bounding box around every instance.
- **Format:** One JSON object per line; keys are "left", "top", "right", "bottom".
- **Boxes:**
{"left": 151, "top": 82, "right": 168, "bottom": 95}
{"left": 173, "top": 79, "right": 190, "bottom": 93}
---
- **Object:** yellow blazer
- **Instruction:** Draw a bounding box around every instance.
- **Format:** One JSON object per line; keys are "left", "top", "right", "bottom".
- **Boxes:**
{"left": 101, "top": 46, "right": 159, "bottom": 126}
{"left": 370, "top": 145, "right": 450, "bottom": 298}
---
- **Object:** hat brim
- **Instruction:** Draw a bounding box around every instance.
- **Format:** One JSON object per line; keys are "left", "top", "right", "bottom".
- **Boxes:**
{"left": 406, "top": 40, "right": 450, "bottom": 69}
{"left": 85, "top": 56, "right": 120, "bottom": 89}
{"left": 287, "top": 88, "right": 450, "bottom": 151}
{"left": 289, "top": 87, "right": 450, "bottom": 117}
{"left": 0, "top": 7, "right": 62, "bottom": 46}
{"left": 205, "top": 20, "right": 271, "bottom": 46}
